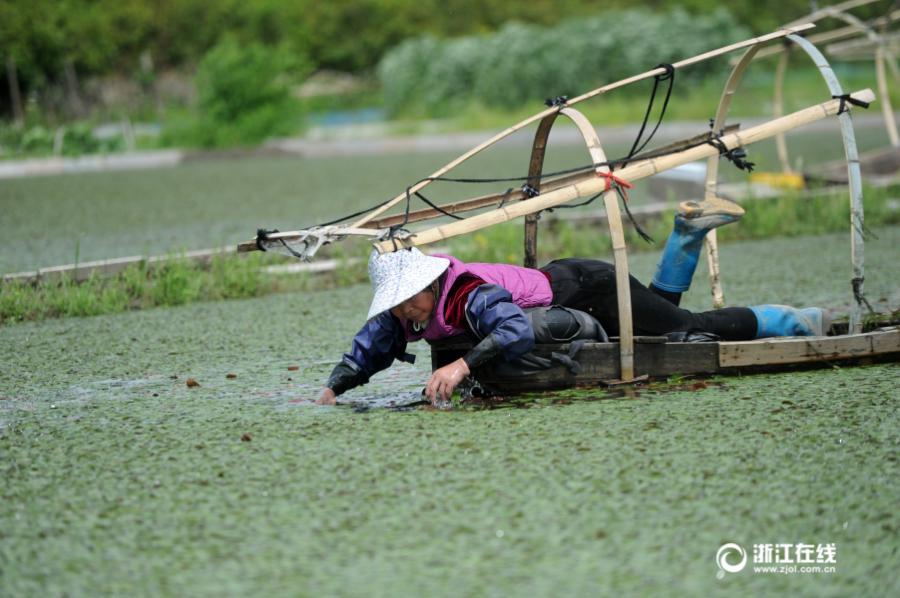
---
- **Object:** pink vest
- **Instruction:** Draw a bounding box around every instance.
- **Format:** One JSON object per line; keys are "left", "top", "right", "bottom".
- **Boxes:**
{"left": 404, "top": 254, "right": 553, "bottom": 341}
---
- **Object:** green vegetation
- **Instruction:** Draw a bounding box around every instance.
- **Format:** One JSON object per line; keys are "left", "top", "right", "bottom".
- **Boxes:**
{"left": 0, "top": 121, "right": 129, "bottom": 158}
{"left": 0, "top": 254, "right": 310, "bottom": 324}
{"left": 1, "top": 0, "right": 849, "bottom": 89}
{"left": 161, "top": 39, "right": 310, "bottom": 148}
{"left": 3, "top": 1, "right": 894, "bottom": 157}
{"left": 378, "top": 9, "right": 749, "bottom": 116}
{"left": 0, "top": 252, "right": 897, "bottom": 594}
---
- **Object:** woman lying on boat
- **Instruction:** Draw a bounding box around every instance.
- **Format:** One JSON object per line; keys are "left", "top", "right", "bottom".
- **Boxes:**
{"left": 316, "top": 199, "right": 827, "bottom": 405}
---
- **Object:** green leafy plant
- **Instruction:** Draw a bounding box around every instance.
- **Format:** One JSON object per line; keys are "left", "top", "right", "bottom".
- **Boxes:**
{"left": 164, "top": 38, "right": 311, "bottom": 148}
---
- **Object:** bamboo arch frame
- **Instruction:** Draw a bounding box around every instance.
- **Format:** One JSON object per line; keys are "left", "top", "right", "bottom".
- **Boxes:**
{"left": 726, "top": 28, "right": 873, "bottom": 332}
{"left": 367, "top": 90, "right": 873, "bottom": 383}
{"left": 371, "top": 92, "right": 875, "bottom": 251}
{"left": 348, "top": 26, "right": 814, "bottom": 231}
{"left": 234, "top": 23, "right": 887, "bottom": 388}
{"left": 521, "top": 107, "right": 638, "bottom": 381}
{"left": 783, "top": 34, "right": 868, "bottom": 334}
{"left": 701, "top": 44, "right": 763, "bottom": 309}
{"left": 708, "top": 1, "right": 896, "bottom": 311}
{"left": 772, "top": 3, "right": 900, "bottom": 167}
{"left": 241, "top": 26, "right": 816, "bottom": 254}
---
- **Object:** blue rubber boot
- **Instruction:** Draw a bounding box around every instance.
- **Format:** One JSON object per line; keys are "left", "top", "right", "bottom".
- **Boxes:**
{"left": 750, "top": 305, "right": 829, "bottom": 338}
{"left": 651, "top": 198, "right": 744, "bottom": 294}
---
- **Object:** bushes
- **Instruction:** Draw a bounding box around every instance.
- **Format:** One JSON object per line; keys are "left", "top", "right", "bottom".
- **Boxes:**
{"left": 378, "top": 8, "right": 750, "bottom": 116}
{"left": 162, "top": 38, "right": 311, "bottom": 148}
{"left": 0, "top": 121, "right": 123, "bottom": 157}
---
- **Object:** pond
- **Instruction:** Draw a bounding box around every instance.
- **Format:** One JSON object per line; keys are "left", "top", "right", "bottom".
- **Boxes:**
{"left": 0, "top": 115, "right": 894, "bottom": 274}
{"left": 1, "top": 123, "right": 898, "bottom": 595}
{"left": 1, "top": 225, "right": 898, "bottom": 593}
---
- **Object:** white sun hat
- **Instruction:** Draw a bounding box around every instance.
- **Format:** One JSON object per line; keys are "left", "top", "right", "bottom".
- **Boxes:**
{"left": 366, "top": 247, "right": 450, "bottom": 320}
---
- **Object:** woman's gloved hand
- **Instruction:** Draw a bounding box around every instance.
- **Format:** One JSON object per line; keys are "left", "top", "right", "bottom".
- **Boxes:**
{"left": 425, "top": 358, "right": 470, "bottom": 405}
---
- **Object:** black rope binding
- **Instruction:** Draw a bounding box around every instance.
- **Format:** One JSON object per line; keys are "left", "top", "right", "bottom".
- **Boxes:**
{"left": 521, "top": 184, "right": 540, "bottom": 198}
{"left": 256, "top": 228, "right": 307, "bottom": 259}
{"left": 544, "top": 95, "right": 568, "bottom": 108}
{"left": 707, "top": 133, "right": 755, "bottom": 172}
{"left": 852, "top": 276, "right": 877, "bottom": 315}
{"left": 256, "top": 228, "right": 276, "bottom": 251}
{"left": 286, "top": 70, "right": 709, "bottom": 247}
{"left": 832, "top": 94, "right": 870, "bottom": 115}
{"left": 620, "top": 63, "right": 675, "bottom": 168}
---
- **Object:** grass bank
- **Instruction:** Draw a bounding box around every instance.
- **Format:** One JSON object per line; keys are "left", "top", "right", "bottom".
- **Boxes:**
{"left": 0, "top": 252, "right": 363, "bottom": 325}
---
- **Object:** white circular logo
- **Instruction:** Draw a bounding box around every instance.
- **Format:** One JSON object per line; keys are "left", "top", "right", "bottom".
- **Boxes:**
{"left": 716, "top": 543, "right": 747, "bottom": 579}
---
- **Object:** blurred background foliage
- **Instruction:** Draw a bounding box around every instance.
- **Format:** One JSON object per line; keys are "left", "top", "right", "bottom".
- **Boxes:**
{"left": 0, "top": 0, "right": 892, "bottom": 150}
{"left": 378, "top": 9, "right": 749, "bottom": 116}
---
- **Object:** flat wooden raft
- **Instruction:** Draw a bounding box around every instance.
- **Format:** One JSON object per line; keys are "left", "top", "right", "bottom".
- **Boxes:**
{"left": 430, "top": 328, "right": 900, "bottom": 392}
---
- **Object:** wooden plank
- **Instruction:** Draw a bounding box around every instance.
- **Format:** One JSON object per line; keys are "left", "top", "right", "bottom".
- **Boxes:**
{"left": 432, "top": 340, "right": 721, "bottom": 392}
{"left": 718, "top": 329, "right": 900, "bottom": 367}
{"left": 431, "top": 329, "right": 900, "bottom": 392}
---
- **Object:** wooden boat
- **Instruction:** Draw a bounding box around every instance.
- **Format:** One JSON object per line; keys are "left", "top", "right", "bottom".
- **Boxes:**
{"left": 430, "top": 319, "right": 900, "bottom": 393}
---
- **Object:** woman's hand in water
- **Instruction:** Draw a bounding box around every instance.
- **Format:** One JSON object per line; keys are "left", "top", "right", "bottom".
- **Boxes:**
{"left": 315, "top": 388, "right": 337, "bottom": 405}
{"left": 425, "top": 358, "right": 470, "bottom": 404}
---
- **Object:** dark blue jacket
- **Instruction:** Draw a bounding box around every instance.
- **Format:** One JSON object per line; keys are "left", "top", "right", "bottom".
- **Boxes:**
{"left": 327, "top": 284, "right": 533, "bottom": 394}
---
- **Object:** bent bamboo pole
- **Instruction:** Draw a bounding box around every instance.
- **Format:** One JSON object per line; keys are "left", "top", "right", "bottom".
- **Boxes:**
{"left": 523, "top": 111, "right": 560, "bottom": 268}
{"left": 875, "top": 43, "right": 900, "bottom": 146}
{"left": 784, "top": 34, "right": 868, "bottom": 333}
{"left": 374, "top": 90, "right": 875, "bottom": 253}
{"left": 703, "top": 44, "right": 763, "bottom": 309}
{"left": 773, "top": 50, "right": 794, "bottom": 173}
{"left": 752, "top": 10, "right": 900, "bottom": 62}
{"left": 351, "top": 24, "right": 815, "bottom": 229}
{"left": 555, "top": 107, "right": 638, "bottom": 381}
{"left": 783, "top": 0, "right": 882, "bottom": 29}
{"left": 774, "top": 8, "right": 884, "bottom": 172}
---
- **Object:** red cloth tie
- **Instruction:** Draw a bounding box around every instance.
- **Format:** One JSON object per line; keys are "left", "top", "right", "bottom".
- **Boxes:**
{"left": 597, "top": 170, "right": 633, "bottom": 198}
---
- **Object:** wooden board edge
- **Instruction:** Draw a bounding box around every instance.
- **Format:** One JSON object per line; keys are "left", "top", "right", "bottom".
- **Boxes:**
{"left": 718, "top": 329, "right": 900, "bottom": 367}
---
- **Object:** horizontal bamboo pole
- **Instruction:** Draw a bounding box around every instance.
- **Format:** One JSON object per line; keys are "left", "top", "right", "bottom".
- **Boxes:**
{"left": 374, "top": 89, "right": 875, "bottom": 253}
{"left": 351, "top": 24, "right": 815, "bottom": 229}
